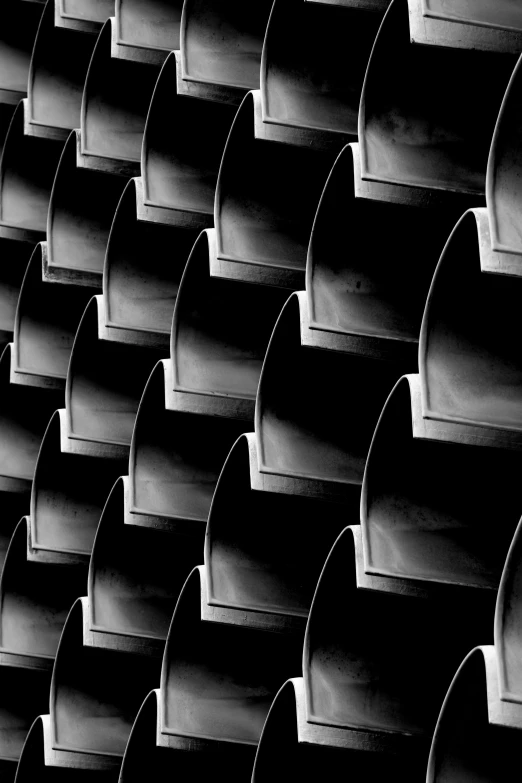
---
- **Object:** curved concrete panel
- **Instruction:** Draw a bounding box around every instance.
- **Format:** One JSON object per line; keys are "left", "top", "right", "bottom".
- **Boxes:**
{"left": 0, "top": 101, "right": 64, "bottom": 240}
{"left": 88, "top": 476, "right": 202, "bottom": 652}
{"left": 0, "top": 344, "right": 62, "bottom": 490}
{"left": 426, "top": 648, "right": 521, "bottom": 783}
{"left": 16, "top": 715, "right": 117, "bottom": 782}
{"left": 0, "top": 662, "right": 50, "bottom": 763}
{"left": 141, "top": 52, "right": 235, "bottom": 225}
{"left": 30, "top": 410, "right": 126, "bottom": 560}
{"left": 171, "top": 228, "right": 287, "bottom": 418}
{"left": 46, "top": 131, "right": 126, "bottom": 286}
{"left": 420, "top": 210, "right": 522, "bottom": 433}
{"left": 0, "top": 1, "right": 42, "bottom": 102}
{"left": 180, "top": 0, "right": 272, "bottom": 101}
{"left": 80, "top": 20, "right": 160, "bottom": 175}
{"left": 360, "top": 0, "right": 515, "bottom": 195}
{"left": 495, "top": 517, "right": 522, "bottom": 703}
{"left": 129, "top": 359, "right": 245, "bottom": 528}
{"left": 0, "top": 494, "right": 31, "bottom": 575}
{"left": 303, "top": 527, "right": 494, "bottom": 744}
{"left": 413, "top": 0, "right": 522, "bottom": 51}
{"left": 487, "top": 52, "right": 522, "bottom": 266}
{"left": 113, "top": 0, "right": 182, "bottom": 63}
{"left": 103, "top": 178, "right": 198, "bottom": 348}
{"left": 160, "top": 566, "right": 300, "bottom": 747}
{"left": 55, "top": 0, "right": 113, "bottom": 33}
{"left": 13, "top": 243, "right": 94, "bottom": 389}
{"left": 362, "top": 375, "right": 522, "bottom": 589}
{"left": 0, "top": 238, "right": 35, "bottom": 354}
{"left": 306, "top": 144, "right": 464, "bottom": 357}
{"left": 205, "top": 433, "right": 347, "bottom": 630}
{"left": 50, "top": 597, "right": 159, "bottom": 764}
{"left": 256, "top": 292, "right": 401, "bottom": 499}
{"left": 66, "top": 296, "right": 162, "bottom": 457}
{"left": 26, "top": 1, "right": 96, "bottom": 140}
{"left": 0, "top": 517, "right": 86, "bottom": 660}
{"left": 260, "top": 0, "right": 381, "bottom": 147}
{"left": 215, "top": 91, "right": 335, "bottom": 287}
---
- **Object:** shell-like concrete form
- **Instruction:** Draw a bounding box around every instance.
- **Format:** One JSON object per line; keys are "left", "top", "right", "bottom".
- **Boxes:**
{"left": 306, "top": 144, "right": 466, "bottom": 358}
{"left": 0, "top": 660, "right": 50, "bottom": 765}
{"left": 16, "top": 715, "right": 117, "bottom": 783}
{"left": 0, "top": 517, "right": 86, "bottom": 663}
{"left": 103, "top": 178, "right": 198, "bottom": 349}
{"left": 30, "top": 410, "right": 126, "bottom": 563}
{"left": 46, "top": 132, "right": 126, "bottom": 287}
{"left": 420, "top": 209, "right": 522, "bottom": 437}
{"left": 0, "top": 101, "right": 64, "bottom": 241}
{"left": 426, "top": 647, "right": 522, "bottom": 783}
{"left": 360, "top": 0, "right": 516, "bottom": 196}
{"left": 409, "top": 0, "right": 522, "bottom": 52}
{"left": 113, "top": 0, "right": 183, "bottom": 64}
{"left": 362, "top": 375, "right": 522, "bottom": 589}
{"left": 495, "top": 517, "right": 522, "bottom": 704}
{"left": 256, "top": 292, "right": 402, "bottom": 500}
{"left": 0, "top": 344, "right": 62, "bottom": 492}
{"left": 259, "top": 0, "right": 381, "bottom": 148}
{"left": 13, "top": 243, "right": 94, "bottom": 389}
{"left": 0, "top": 237, "right": 35, "bottom": 354}
{"left": 303, "top": 527, "right": 495, "bottom": 762}
{"left": 88, "top": 476, "right": 203, "bottom": 655}
{"left": 487, "top": 52, "right": 522, "bottom": 270}
{"left": 179, "top": 0, "right": 273, "bottom": 102}
{"left": 65, "top": 296, "right": 162, "bottom": 457}
{"left": 252, "top": 677, "right": 411, "bottom": 783}
{"left": 55, "top": 0, "right": 113, "bottom": 33}
{"left": 50, "top": 597, "right": 159, "bottom": 767}
{"left": 141, "top": 52, "right": 235, "bottom": 226}
{"left": 171, "top": 228, "right": 288, "bottom": 418}
{"left": 26, "top": 1, "right": 96, "bottom": 140}
{"left": 120, "top": 689, "right": 253, "bottom": 783}
{"left": 215, "top": 91, "right": 335, "bottom": 288}
{"left": 205, "top": 433, "right": 347, "bottom": 632}
{"left": 0, "top": 491, "right": 31, "bottom": 575}
{"left": 0, "top": 1, "right": 43, "bottom": 104}
{"left": 129, "top": 359, "right": 245, "bottom": 529}
{"left": 80, "top": 19, "right": 160, "bottom": 176}
{"left": 160, "top": 566, "right": 301, "bottom": 749}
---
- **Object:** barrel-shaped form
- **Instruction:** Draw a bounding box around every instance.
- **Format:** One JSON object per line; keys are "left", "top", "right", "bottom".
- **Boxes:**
{"left": 303, "top": 527, "right": 494, "bottom": 745}
{"left": 142, "top": 52, "right": 236, "bottom": 223}
{"left": 359, "top": 0, "right": 515, "bottom": 195}
{"left": 50, "top": 598, "right": 159, "bottom": 762}
{"left": 260, "top": 0, "right": 381, "bottom": 146}
{"left": 205, "top": 433, "right": 347, "bottom": 628}
{"left": 103, "top": 178, "right": 198, "bottom": 348}
{"left": 362, "top": 375, "right": 522, "bottom": 588}
{"left": 16, "top": 715, "right": 117, "bottom": 783}
{"left": 0, "top": 344, "right": 62, "bottom": 490}
{"left": 0, "top": 518, "right": 86, "bottom": 660}
{"left": 13, "top": 243, "right": 94, "bottom": 388}
{"left": 129, "top": 359, "right": 245, "bottom": 528}
{"left": 0, "top": 238, "right": 35, "bottom": 353}
{"left": 0, "top": 662, "right": 50, "bottom": 764}
{"left": 66, "top": 296, "right": 162, "bottom": 455}
{"left": 160, "top": 566, "right": 300, "bottom": 747}
{"left": 256, "top": 292, "right": 402, "bottom": 498}
{"left": 180, "top": 0, "right": 272, "bottom": 100}
{"left": 47, "top": 131, "right": 127, "bottom": 286}
{"left": 55, "top": 0, "right": 113, "bottom": 33}
{"left": 27, "top": 0, "right": 96, "bottom": 139}
{"left": 426, "top": 648, "right": 522, "bottom": 783}
{"left": 88, "top": 477, "right": 203, "bottom": 650}
{"left": 420, "top": 210, "right": 522, "bottom": 433}
{"left": 30, "top": 410, "right": 126, "bottom": 559}
{"left": 306, "top": 144, "right": 465, "bottom": 355}
{"left": 81, "top": 20, "right": 160, "bottom": 174}
{"left": 114, "top": 0, "right": 183, "bottom": 63}
{"left": 0, "top": 102, "right": 64, "bottom": 238}
{"left": 171, "top": 228, "right": 288, "bottom": 417}
{"left": 215, "top": 91, "right": 335, "bottom": 287}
